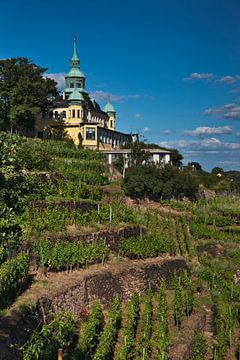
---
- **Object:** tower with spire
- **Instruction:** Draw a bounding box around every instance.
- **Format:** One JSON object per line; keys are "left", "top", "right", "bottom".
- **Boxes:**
{"left": 35, "top": 34, "right": 133, "bottom": 149}
{"left": 64, "top": 34, "right": 87, "bottom": 95}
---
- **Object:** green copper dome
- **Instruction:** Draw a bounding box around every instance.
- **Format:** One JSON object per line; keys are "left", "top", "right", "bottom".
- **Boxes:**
{"left": 67, "top": 67, "right": 86, "bottom": 78}
{"left": 103, "top": 102, "right": 116, "bottom": 113}
{"left": 68, "top": 88, "right": 84, "bottom": 102}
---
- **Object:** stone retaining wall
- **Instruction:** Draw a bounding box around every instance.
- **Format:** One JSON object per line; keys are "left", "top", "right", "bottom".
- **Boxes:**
{"left": 38, "top": 257, "right": 187, "bottom": 319}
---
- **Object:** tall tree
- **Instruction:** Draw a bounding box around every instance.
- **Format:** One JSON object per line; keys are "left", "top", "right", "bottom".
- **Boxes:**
{"left": 0, "top": 57, "right": 58, "bottom": 133}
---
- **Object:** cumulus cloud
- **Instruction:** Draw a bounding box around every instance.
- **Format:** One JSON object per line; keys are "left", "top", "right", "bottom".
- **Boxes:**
{"left": 142, "top": 127, "right": 151, "bottom": 132}
{"left": 216, "top": 76, "right": 237, "bottom": 85}
{"left": 135, "top": 113, "right": 142, "bottom": 119}
{"left": 183, "top": 72, "right": 240, "bottom": 86}
{"left": 236, "top": 132, "right": 240, "bottom": 137}
{"left": 159, "top": 138, "right": 240, "bottom": 151}
{"left": 204, "top": 102, "right": 240, "bottom": 120}
{"left": 183, "top": 72, "right": 214, "bottom": 81}
{"left": 183, "top": 126, "right": 233, "bottom": 136}
{"left": 45, "top": 72, "right": 66, "bottom": 91}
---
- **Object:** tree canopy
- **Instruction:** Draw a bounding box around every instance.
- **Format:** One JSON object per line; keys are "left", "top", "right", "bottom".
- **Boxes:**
{"left": 0, "top": 57, "right": 58, "bottom": 133}
{"left": 123, "top": 165, "right": 198, "bottom": 200}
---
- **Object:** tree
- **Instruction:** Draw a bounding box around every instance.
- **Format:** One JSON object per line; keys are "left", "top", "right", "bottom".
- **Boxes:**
{"left": 171, "top": 149, "right": 183, "bottom": 167}
{"left": 211, "top": 167, "right": 224, "bottom": 175}
{"left": 51, "top": 117, "right": 70, "bottom": 141}
{"left": 188, "top": 161, "right": 202, "bottom": 171}
{"left": 122, "top": 164, "right": 198, "bottom": 200}
{"left": 0, "top": 57, "right": 58, "bottom": 133}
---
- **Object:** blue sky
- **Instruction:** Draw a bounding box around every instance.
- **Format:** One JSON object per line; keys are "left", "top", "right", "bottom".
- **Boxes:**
{"left": 1, "top": 0, "right": 240, "bottom": 171}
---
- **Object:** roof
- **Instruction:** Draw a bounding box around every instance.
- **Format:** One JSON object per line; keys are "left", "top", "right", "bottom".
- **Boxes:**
{"left": 103, "top": 102, "right": 116, "bottom": 113}
{"left": 68, "top": 88, "right": 84, "bottom": 101}
{"left": 99, "top": 148, "right": 173, "bottom": 154}
{"left": 67, "top": 68, "right": 86, "bottom": 78}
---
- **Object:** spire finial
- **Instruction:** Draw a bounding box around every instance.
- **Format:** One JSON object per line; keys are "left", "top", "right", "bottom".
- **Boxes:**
{"left": 71, "top": 33, "right": 79, "bottom": 61}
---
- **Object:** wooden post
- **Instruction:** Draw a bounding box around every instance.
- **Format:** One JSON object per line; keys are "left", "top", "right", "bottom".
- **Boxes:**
{"left": 109, "top": 205, "right": 112, "bottom": 224}
{"left": 98, "top": 204, "right": 100, "bottom": 224}
{"left": 58, "top": 349, "right": 63, "bottom": 360}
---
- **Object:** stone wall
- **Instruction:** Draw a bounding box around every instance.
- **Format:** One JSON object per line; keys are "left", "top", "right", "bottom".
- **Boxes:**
{"left": 38, "top": 257, "right": 187, "bottom": 319}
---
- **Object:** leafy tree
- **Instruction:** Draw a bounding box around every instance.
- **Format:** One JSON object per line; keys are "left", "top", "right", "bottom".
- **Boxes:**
{"left": 188, "top": 161, "right": 202, "bottom": 171}
{"left": 211, "top": 167, "right": 224, "bottom": 175}
{"left": 0, "top": 57, "right": 58, "bottom": 133}
{"left": 51, "top": 116, "right": 72, "bottom": 142}
{"left": 123, "top": 165, "right": 198, "bottom": 200}
{"left": 171, "top": 149, "right": 183, "bottom": 167}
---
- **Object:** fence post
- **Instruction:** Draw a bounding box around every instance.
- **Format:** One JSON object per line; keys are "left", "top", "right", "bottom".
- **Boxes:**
{"left": 98, "top": 204, "right": 100, "bottom": 224}
{"left": 110, "top": 205, "right": 112, "bottom": 224}
{"left": 58, "top": 348, "right": 63, "bottom": 360}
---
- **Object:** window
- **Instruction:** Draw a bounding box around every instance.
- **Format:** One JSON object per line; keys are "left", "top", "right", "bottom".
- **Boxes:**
{"left": 72, "top": 110, "right": 75, "bottom": 118}
{"left": 54, "top": 111, "right": 58, "bottom": 118}
{"left": 86, "top": 127, "right": 96, "bottom": 140}
{"left": 62, "top": 111, "right": 66, "bottom": 118}
{"left": 70, "top": 83, "right": 74, "bottom": 88}
{"left": 77, "top": 110, "right": 80, "bottom": 118}
{"left": 110, "top": 120, "right": 113, "bottom": 128}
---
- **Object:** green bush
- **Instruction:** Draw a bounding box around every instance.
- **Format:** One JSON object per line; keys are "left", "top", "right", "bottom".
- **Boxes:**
{"left": 123, "top": 165, "right": 198, "bottom": 201}
{"left": 34, "top": 239, "right": 109, "bottom": 271}
{"left": 0, "top": 252, "right": 29, "bottom": 308}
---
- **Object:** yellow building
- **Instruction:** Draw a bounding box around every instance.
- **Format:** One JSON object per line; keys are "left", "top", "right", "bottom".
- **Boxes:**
{"left": 35, "top": 35, "right": 132, "bottom": 149}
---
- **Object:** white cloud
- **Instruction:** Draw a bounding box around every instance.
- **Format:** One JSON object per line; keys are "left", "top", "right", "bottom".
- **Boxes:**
{"left": 159, "top": 138, "right": 240, "bottom": 151}
{"left": 205, "top": 102, "right": 240, "bottom": 120}
{"left": 183, "top": 126, "right": 233, "bottom": 136}
{"left": 135, "top": 113, "right": 142, "bottom": 119}
{"left": 218, "top": 160, "right": 240, "bottom": 166}
{"left": 183, "top": 72, "right": 214, "bottom": 81}
{"left": 236, "top": 132, "right": 240, "bottom": 137}
{"left": 45, "top": 72, "right": 66, "bottom": 91}
{"left": 183, "top": 73, "right": 240, "bottom": 86}
{"left": 89, "top": 90, "right": 154, "bottom": 103}
{"left": 143, "top": 127, "right": 151, "bottom": 132}
{"left": 163, "top": 129, "right": 171, "bottom": 135}
{"left": 216, "top": 76, "right": 237, "bottom": 85}
{"left": 90, "top": 90, "right": 124, "bottom": 102}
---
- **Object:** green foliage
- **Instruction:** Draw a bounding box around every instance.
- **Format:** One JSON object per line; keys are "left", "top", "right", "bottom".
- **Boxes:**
{"left": 117, "top": 293, "right": 140, "bottom": 359}
{"left": 0, "top": 210, "right": 22, "bottom": 252}
{"left": 24, "top": 202, "right": 139, "bottom": 234}
{"left": 119, "top": 234, "right": 166, "bottom": 259}
{"left": 78, "top": 302, "right": 103, "bottom": 359}
{"left": 34, "top": 239, "right": 108, "bottom": 271}
{"left": 157, "top": 279, "right": 169, "bottom": 360}
{"left": 181, "top": 270, "right": 195, "bottom": 318}
{"left": 0, "top": 246, "right": 6, "bottom": 265}
{"left": 20, "top": 311, "right": 77, "bottom": 360}
{"left": 172, "top": 272, "right": 183, "bottom": 329}
{"left": 138, "top": 290, "right": 153, "bottom": 360}
{"left": 192, "top": 332, "right": 207, "bottom": 360}
{"left": 93, "top": 296, "right": 121, "bottom": 360}
{"left": 0, "top": 57, "right": 57, "bottom": 132}
{"left": 0, "top": 252, "right": 29, "bottom": 308}
{"left": 123, "top": 165, "right": 198, "bottom": 201}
